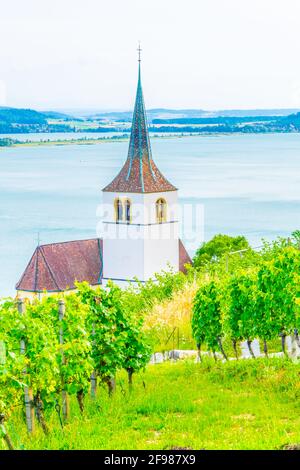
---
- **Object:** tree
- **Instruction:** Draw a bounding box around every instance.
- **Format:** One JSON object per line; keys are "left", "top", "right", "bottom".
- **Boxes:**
{"left": 193, "top": 234, "right": 250, "bottom": 269}
{"left": 0, "top": 138, "right": 14, "bottom": 147}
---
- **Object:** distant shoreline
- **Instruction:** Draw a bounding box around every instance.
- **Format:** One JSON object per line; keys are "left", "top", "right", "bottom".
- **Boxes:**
{"left": 0, "top": 131, "right": 299, "bottom": 149}
{"left": 15, "top": 137, "right": 129, "bottom": 147}
{"left": 0, "top": 133, "right": 212, "bottom": 148}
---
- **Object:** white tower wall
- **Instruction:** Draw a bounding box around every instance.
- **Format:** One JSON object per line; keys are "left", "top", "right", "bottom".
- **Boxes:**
{"left": 101, "top": 190, "right": 179, "bottom": 287}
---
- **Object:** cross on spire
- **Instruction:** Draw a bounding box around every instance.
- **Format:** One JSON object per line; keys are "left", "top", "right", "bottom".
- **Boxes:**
{"left": 36, "top": 232, "right": 42, "bottom": 247}
{"left": 137, "top": 41, "right": 142, "bottom": 63}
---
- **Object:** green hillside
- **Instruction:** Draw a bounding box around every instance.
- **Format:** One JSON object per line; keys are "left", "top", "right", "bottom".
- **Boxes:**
{"left": 0, "top": 107, "right": 47, "bottom": 125}
{"left": 0, "top": 107, "right": 73, "bottom": 133}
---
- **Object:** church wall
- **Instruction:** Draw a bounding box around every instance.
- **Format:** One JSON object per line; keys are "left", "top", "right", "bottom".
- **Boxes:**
{"left": 102, "top": 235, "right": 144, "bottom": 282}
{"left": 142, "top": 191, "right": 179, "bottom": 279}
{"left": 102, "top": 191, "right": 145, "bottom": 224}
{"left": 16, "top": 284, "right": 101, "bottom": 302}
{"left": 16, "top": 290, "right": 42, "bottom": 301}
{"left": 101, "top": 190, "right": 178, "bottom": 225}
{"left": 142, "top": 191, "right": 178, "bottom": 225}
{"left": 143, "top": 225, "right": 179, "bottom": 279}
{"left": 102, "top": 191, "right": 145, "bottom": 282}
{"left": 101, "top": 190, "right": 179, "bottom": 284}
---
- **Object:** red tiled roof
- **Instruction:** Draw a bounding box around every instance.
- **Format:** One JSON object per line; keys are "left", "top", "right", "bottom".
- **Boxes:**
{"left": 179, "top": 239, "right": 192, "bottom": 273}
{"left": 103, "top": 63, "right": 177, "bottom": 194}
{"left": 16, "top": 239, "right": 103, "bottom": 293}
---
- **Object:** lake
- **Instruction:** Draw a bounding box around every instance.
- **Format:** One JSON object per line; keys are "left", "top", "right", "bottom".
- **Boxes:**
{"left": 1, "top": 133, "right": 300, "bottom": 296}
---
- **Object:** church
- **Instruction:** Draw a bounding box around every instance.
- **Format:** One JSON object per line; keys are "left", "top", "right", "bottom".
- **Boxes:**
{"left": 16, "top": 55, "right": 192, "bottom": 298}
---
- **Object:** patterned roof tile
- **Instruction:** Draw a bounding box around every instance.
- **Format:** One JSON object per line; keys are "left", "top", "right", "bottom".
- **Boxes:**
{"left": 16, "top": 238, "right": 103, "bottom": 292}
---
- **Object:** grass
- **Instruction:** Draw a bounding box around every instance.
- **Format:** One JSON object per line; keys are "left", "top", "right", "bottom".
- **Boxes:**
{"left": 143, "top": 282, "right": 198, "bottom": 352}
{"left": 2, "top": 358, "right": 300, "bottom": 450}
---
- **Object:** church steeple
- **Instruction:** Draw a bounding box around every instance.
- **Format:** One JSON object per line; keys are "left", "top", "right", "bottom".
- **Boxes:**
{"left": 103, "top": 47, "right": 177, "bottom": 193}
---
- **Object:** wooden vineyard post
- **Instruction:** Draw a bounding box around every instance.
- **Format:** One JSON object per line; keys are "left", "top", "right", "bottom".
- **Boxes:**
{"left": 91, "top": 371, "right": 97, "bottom": 398}
{"left": 0, "top": 414, "right": 14, "bottom": 450}
{"left": 290, "top": 334, "right": 297, "bottom": 359}
{"left": 90, "top": 324, "right": 97, "bottom": 398}
{"left": 17, "top": 299, "right": 34, "bottom": 434}
{"left": 59, "top": 300, "right": 70, "bottom": 421}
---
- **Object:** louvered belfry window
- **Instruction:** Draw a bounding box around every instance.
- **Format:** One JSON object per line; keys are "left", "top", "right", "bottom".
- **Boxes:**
{"left": 115, "top": 198, "right": 123, "bottom": 223}
{"left": 125, "top": 199, "right": 131, "bottom": 223}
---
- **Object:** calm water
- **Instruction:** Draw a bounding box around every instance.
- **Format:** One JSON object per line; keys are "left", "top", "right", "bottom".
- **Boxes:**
{"left": 1, "top": 133, "right": 300, "bottom": 296}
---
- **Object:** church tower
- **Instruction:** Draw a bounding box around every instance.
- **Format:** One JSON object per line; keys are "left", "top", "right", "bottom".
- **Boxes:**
{"left": 101, "top": 48, "right": 179, "bottom": 287}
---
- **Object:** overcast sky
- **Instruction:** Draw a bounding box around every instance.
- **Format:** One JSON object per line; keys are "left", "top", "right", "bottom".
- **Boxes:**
{"left": 1, "top": 0, "right": 300, "bottom": 110}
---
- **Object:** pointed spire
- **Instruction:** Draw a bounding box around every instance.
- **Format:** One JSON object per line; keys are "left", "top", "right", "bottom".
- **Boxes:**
{"left": 125, "top": 43, "right": 155, "bottom": 191}
{"left": 137, "top": 41, "right": 142, "bottom": 64}
{"left": 103, "top": 47, "right": 177, "bottom": 193}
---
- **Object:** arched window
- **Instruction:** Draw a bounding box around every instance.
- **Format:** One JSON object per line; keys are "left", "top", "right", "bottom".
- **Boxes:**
{"left": 156, "top": 198, "right": 167, "bottom": 223}
{"left": 124, "top": 199, "right": 131, "bottom": 223}
{"left": 114, "top": 198, "right": 123, "bottom": 223}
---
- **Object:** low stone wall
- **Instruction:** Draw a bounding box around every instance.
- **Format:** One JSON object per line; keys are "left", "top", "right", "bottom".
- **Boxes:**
{"left": 149, "top": 335, "right": 300, "bottom": 364}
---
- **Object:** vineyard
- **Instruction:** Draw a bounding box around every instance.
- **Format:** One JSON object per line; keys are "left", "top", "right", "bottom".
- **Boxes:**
{"left": 192, "top": 241, "right": 300, "bottom": 360}
{"left": 1, "top": 235, "right": 300, "bottom": 449}
{"left": 0, "top": 282, "right": 152, "bottom": 448}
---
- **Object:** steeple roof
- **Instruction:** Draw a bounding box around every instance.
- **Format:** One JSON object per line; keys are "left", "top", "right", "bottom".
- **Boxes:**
{"left": 103, "top": 58, "right": 177, "bottom": 194}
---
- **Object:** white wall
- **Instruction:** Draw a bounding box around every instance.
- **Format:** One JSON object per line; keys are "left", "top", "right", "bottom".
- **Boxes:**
{"left": 101, "top": 190, "right": 179, "bottom": 284}
{"left": 143, "top": 191, "right": 178, "bottom": 224}
{"left": 103, "top": 235, "right": 144, "bottom": 281}
{"left": 102, "top": 192, "right": 144, "bottom": 224}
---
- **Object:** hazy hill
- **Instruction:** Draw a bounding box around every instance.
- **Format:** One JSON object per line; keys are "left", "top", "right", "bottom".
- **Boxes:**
{"left": 1, "top": 105, "right": 300, "bottom": 135}
{"left": 41, "top": 110, "right": 75, "bottom": 120}
{"left": 86, "top": 108, "right": 300, "bottom": 123}
{"left": 0, "top": 107, "right": 73, "bottom": 133}
{"left": 276, "top": 112, "right": 300, "bottom": 130}
{"left": 152, "top": 116, "right": 279, "bottom": 125}
{"left": 0, "top": 107, "right": 47, "bottom": 125}
{"left": 1, "top": 106, "right": 297, "bottom": 125}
